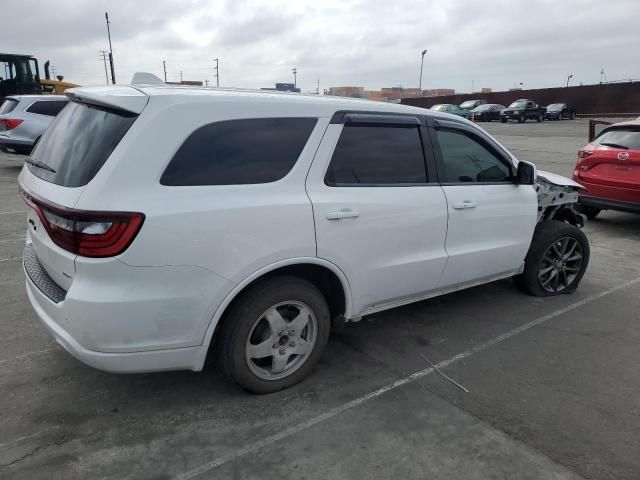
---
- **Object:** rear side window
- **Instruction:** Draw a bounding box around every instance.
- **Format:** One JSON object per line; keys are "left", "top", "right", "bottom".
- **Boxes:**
{"left": 0, "top": 98, "right": 18, "bottom": 114}
{"left": 161, "top": 118, "right": 317, "bottom": 186}
{"left": 594, "top": 128, "right": 640, "bottom": 150}
{"left": 435, "top": 128, "right": 512, "bottom": 183}
{"left": 26, "top": 100, "right": 68, "bottom": 117}
{"left": 28, "top": 102, "right": 137, "bottom": 187}
{"left": 325, "top": 125, "right": 427, "bottom": 185}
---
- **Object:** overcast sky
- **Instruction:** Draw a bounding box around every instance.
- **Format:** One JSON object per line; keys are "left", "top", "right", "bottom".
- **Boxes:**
{"left": 2, "top": 0, "right": 639, "bottom": 93}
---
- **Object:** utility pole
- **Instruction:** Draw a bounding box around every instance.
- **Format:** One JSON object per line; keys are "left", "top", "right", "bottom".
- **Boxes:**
{"left": 105, "top": 12, "right": 116, "bottom": 84}
{"left": 419, "top": 49, "right": 427, "bottom": 93}
{"left": 471, "top": 79, "right": 474, "bottom": 93}
{"left": 317, "top": 78, "right": 320, "bottom": 94}
{"left": 99, "top": 51, "right": 110, "bottom": 84}
{"left": 292, "top": 67, "right": 297, "bottom": 88}
{"left": 205, "top": 79, "right": 209, "bottom": 87}
{"left": 50, "top": 65, "right": 57, "bottom": 79}
{"left": 162, "top": 60, "right": 167, "bottom": 82}
{"left": 213, "top": 58, "right": 219, "bottom": 87}
{"left": 180, "top": 70, "right": 183, "bottom": 83}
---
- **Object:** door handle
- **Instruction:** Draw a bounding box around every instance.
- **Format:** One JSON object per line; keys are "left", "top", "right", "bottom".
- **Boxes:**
{"left": 453, "top": 201, "right": 478, "bottom": 209}
{"left": 326, "top": 209, "right": 360, "bottom": 220}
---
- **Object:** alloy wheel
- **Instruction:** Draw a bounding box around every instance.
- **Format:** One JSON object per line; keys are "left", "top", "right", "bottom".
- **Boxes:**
{"left": 538, "top": 236, "right": 584, "bottom": 293}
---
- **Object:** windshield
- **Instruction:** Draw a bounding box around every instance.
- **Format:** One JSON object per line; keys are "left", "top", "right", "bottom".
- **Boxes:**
{"left": 28, "top": 102, "right": 137, "bottom": 187}
{"left": 431, "top": 105, "right": 448, "bottom": 111}
{"left": 509, "top": 101, "right": 527, "bottom": 108}
{"left": 594, "top": 128, "right": 640, "bottom": 150}
{"left": 473, "top": 104, "right": 493, "bottom": 112}
{"left": 547, "top": 104, "right": 563, "bottom": 110}
{"left": 460, "top": 101, "right": 478, "bottom": 109}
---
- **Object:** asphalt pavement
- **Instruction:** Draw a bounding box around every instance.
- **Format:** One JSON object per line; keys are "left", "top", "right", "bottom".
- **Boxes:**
{"left": 1, "top": 118, "right": 639, "bottom": 480}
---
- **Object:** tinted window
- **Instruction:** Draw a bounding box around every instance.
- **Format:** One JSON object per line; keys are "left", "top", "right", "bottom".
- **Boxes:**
{"left": 325, "top": 125, "right": 426, "bottom": 185}
{"left": 26, "top": 100, "right": 68, "bottom": 117}
{"left": 29, "top": 102, "right": 137, "bottom": 187}
{"left": 0, "top": 98, "right": 18, "bottom": 114}
{"left": 594, "top": 128, "right": 640, "bottom": 150}
{"left": 435, "top": 128, "right": 512, "bottom": 183}
{"left": 509, "top": 101, "right": 527, "bottom": 108}
{"left": 161, "top": 118, "right": 317, "bottom": 186}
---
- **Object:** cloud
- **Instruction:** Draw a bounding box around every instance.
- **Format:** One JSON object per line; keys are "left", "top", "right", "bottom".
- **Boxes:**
{"left": 0, "top": 0, "right": 638, "bottom": 91}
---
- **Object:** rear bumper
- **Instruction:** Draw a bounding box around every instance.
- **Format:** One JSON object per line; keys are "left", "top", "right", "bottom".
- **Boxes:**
{"left": 578, "top": 195, "right": 640, "bottom": 214}
{"left": 25, "top": 276, "right": 208, "bottom": 372}
{"left": 0, "top": 136, "right": 33, "bottom": 154}
{"left": 25, "top": 275, "right": 207, "bottom": 372}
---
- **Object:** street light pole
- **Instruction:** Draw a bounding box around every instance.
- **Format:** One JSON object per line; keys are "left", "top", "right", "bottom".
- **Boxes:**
{"left": 566, "top": 74, "right": 573, "bottom": 87}
{"left": 213, "top": 58, "right": 219, "bottom": 87}
{"left": 418, "top": 49, "right": 427, "bottom": 93}
{"left": 162, "top": 60, "right": 167, "bottom": 82}
{"left": 292, "top": 67, "right": 297, "bottom": 88}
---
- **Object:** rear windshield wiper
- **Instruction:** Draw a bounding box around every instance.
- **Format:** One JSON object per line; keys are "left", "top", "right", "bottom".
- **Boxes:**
{"left": 599, "top": 142, "right": 629, "bottom": 150}
{"left": 25, "top": 158, "right": 56, "bottom": 173}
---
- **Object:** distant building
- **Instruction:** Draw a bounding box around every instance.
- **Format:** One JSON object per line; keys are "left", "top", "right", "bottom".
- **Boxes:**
{"left": 326, "top": 86, "right": 365, "bottom": 98}
{"left": 422, "top": 88, "right": 455, "bottom": 97}
{"left": 261, "top": 83, "right": 301, "bottom": 93}
{"left": 481, "top": 87, "right": 493, "bottom": 94}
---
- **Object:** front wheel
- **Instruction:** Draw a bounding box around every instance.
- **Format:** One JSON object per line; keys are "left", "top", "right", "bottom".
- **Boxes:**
{"left": 219, "top": 276, "right": 331, "bottom": 393}
{"left": 518, "top": 115, "right": 525, "bottom": 123}
{"left": 514, "top": 221, "right": 590, "bottom": 297}
{"left": 537, "top": 113, "right": 543, "bottom": 122}
{"left": 501, "top": 117, "right": 507, "bottom": 123}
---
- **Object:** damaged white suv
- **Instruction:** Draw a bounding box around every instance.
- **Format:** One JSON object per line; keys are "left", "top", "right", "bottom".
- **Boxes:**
{"left": 19, "top": 82, "right": 589, "bottom": 393}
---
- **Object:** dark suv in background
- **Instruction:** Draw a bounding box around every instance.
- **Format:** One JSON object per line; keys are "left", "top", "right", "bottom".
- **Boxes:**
{"left": 545, "top": 103, "right": 576, "bottom": 120}
{"left": 500, "top": 99, "right": 546, "bottom": 123}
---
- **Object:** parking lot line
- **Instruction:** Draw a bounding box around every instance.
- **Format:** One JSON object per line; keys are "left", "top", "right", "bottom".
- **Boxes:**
{"left": 0, "top": 210, "right": 25, "bottom": 215}
{"left": 175, "top": 275, "right": 640, "bottom": 480}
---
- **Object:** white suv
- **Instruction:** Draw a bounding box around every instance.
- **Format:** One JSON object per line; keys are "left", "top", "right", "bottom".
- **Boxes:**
{"left": 19, "top": 83, "right": 589, "bottom": 393}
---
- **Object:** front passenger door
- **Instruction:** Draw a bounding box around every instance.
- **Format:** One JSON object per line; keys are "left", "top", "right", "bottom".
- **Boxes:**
{"left": 430, "top": 120, "right": 538, "bottom": 288}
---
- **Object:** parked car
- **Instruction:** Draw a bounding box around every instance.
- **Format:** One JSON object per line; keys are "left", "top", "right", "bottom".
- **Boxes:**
{"left": 459, "top": 99, "right": 487, "bottom": 111}
{"left": 19, "top": 82, "right": 589, "bottom": 393}
{"left": 0, "top": 95, "right": 69, "bottom": 155}
{"left": 500, "top": 99, "right": 546, "bottom": 123}
{"left": 572, "top": 119, "right": 640, "bottom": 218}
{"left": 545, "top": 103, "right": 576, "bottom": 120}
{"left": 430, "top": 103, "right": 472, "bottom": 119}
{"left": 471, "top": 104, "right": 506, "bottom": 122}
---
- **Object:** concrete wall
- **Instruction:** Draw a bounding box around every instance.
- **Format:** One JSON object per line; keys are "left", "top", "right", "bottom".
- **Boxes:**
{"left": 401, "top": 82, "right": 640, "bottom": 115}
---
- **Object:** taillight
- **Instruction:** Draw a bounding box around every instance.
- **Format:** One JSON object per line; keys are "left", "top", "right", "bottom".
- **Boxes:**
{"left": 20, "top": 188, "right": 144, "bottom": 258}
{"left": 0, "top": 118, "right": 23, "bottom": 130}
{"left": 577, "top": 149, "right": 593, "bottom": 159}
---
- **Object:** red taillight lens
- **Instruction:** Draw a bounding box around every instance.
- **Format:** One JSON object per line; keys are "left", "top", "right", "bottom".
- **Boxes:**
{"left": 577, "top": 149, "right": 593, "bottom": 159}
{"left": 20, "top": 188, "right": 144, "bottom": 258}
{"left": 0, "top": 118, "right": 24, "bottom": 130}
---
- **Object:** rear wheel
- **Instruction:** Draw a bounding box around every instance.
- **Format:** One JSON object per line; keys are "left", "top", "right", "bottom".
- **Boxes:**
{"left": 571, "top": 112, "right": 576, "bottom": 120}
{"left": 501, "top": 117, "right": 507, "bottom": 123}
{"left": 219, "top": 276, "right": 331, "bottom": 394}
{"left": 514, "top": 221, "right": 589, "bottom": 297}
{"left": 537, "top": 113, "right": 543, "bottom": 122}
{"left": 518, "top": 114, "right": 525, "bottom": 123}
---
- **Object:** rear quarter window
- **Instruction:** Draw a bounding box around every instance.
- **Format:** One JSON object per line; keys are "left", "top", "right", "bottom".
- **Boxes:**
{"left": 28, "top": 102, "right": 137, "bottom": 187}
{"left": 26, "top": 100, "right": 68, "bottom": 117}
{"left": 160, "top": 118, "right": 318, "bottom": 186}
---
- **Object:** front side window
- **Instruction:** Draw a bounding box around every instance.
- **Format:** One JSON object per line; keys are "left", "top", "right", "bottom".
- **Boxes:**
{"left": 325, "top": 124, "right": 427, "bottom": 185}
{"left": 161, "top": 118, "right": 317, "bottom": 186}
{"left": 435, "top": 128, "right": 512, "bottom": 183}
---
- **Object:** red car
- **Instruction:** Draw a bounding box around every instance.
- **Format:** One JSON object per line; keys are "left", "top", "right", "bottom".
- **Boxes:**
{"left": 572, "top": 119, "right": 640, "bottom": 219}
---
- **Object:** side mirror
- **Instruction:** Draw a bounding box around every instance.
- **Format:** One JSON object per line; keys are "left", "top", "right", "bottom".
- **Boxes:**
{"left": 516, "top": 161, "right": 536, "bottom": 185}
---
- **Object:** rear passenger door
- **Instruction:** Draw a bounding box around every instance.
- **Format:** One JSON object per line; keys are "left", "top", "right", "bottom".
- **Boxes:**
{"left": 429, "top": 119, "right": 538, "bottom": 288}
{"left": 306, "top": 113, "right": 449, "bottom": 315}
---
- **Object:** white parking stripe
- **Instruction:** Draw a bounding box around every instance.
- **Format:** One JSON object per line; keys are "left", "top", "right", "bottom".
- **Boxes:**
{"left": 175, "top": 276, "right": 640, "bottom": 480}
{"left": 0, "top": 210, "right": 25, "bottom": 215}
{"left": 0, "top": 349, "right": 54, "bottom": 366}
{"left": 0, "top": 236, "right": 26, "bottom": 243}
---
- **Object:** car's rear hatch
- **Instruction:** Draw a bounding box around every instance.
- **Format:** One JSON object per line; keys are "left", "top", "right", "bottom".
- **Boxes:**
{"left": 577, "top": 126, "right": 640, "bottom": 190}
{"left": 18, "top": 86, "right": 147, "bottom": 293}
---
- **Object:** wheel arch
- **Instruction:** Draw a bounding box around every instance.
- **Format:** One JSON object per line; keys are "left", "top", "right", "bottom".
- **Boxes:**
{"left": 196, "top": 257, "right": 353, "bottom": 368}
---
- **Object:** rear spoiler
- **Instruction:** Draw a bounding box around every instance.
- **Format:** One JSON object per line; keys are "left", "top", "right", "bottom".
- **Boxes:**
{"left": 65, "top": 86, "right": 148, "bottom": 114}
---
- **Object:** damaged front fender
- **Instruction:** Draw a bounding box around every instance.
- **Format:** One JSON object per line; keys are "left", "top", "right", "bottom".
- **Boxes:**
{"left": 536, "top": 170, "right": 586, "bottom": 226}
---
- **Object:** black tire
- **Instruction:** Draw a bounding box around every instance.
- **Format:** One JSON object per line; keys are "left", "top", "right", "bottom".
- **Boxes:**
{"left": 500, "top": 117, "right": 507, "bottom": 123}
{"left": 571, "top": 112, "right": 576, "bottom": 120}
{"left": 577, "top": 204, "right": 601, "bottom": 220}
{"left": 537, "top": 113, "right": 543, "bottom": 122}
{"left": 514, "top": 221, "right": 590, "bottom": 297}
{"left": 219, "top": 276, "right": 331, "bottom": 394}
{"left": 519, "top": 114, "right": 526, "bottom": 123}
